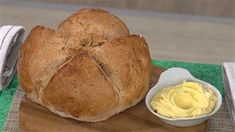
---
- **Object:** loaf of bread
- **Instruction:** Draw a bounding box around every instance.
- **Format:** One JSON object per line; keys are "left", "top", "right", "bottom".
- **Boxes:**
{"left": 18, "top": 8, "right": 151, "bottom": 122}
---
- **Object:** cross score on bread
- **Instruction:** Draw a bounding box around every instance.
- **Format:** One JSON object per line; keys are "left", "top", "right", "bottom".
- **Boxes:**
{"left": 17, "top": 8, "right": 151, "bottom": 122}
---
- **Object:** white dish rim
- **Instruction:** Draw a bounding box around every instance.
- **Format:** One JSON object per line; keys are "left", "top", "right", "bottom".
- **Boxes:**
{"left": 145, "top": 67, "right": 222, "bottom": 121}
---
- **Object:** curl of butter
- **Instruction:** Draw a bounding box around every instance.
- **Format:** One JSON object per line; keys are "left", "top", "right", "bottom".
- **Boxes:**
{"left": 151, "top": 81, "right": 217, "bottom": 118}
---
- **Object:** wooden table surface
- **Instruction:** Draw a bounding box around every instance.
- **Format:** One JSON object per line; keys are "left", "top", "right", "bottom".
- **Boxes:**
{"left": 19, "top": 65, "right": 208, "bottom": 132}
{"left": 0, "top": 0, "right": 234, "bottom": 64}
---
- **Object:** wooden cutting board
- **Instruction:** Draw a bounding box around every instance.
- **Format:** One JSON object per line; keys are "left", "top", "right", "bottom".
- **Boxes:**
{"left": 19, "top": 65, "right": 208, "bottom": 132}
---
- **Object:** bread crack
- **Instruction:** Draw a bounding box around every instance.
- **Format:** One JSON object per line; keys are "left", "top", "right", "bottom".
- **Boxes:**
{"left": 91, "top": 56, "right": 122, "bottom": 106}
{"left": 80, "top": 39, "right": 105, "bottom": 47}
{"left": 92, "top": 56, "right": 112, "bottom": 78}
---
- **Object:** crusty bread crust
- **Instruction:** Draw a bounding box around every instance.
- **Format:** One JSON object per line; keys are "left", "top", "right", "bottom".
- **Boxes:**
{"left": 18, "top": 8, "right": 151, "bottom": 122}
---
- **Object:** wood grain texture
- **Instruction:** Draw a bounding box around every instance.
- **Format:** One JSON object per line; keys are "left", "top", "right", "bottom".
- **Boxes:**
{"left": 1, "top": 0, "right": 234, "bottom": 64}
{"left": 19, "top": 65, "right": 208, "bottom": 132}
{"left": 21, "top": 0, "right": 235, "bottom": 17}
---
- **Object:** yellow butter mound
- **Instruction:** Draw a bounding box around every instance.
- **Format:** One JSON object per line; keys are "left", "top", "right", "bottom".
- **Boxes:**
{"left": 151, "top": 81, "right": 217, "bottom": 118}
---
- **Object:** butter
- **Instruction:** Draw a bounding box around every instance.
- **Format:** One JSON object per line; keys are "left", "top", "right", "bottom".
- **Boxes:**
{"left": 151, "top": 81, "right": 217, "bottom": 118}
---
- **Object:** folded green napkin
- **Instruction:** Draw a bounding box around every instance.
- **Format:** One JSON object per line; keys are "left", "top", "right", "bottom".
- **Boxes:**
{"left": 0, "top": 60, "right": 224, "bottom": 131}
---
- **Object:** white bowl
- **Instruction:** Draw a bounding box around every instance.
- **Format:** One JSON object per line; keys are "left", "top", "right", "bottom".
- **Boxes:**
{"left": 145, "top": 67, "right": 222, "bottom": 127}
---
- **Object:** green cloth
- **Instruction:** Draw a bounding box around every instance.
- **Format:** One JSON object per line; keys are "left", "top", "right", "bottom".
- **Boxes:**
{"left": 152, "top": 60, "right": 224, "bottom": 97}
{"left": 0, "top": 60, "right": 224, "bottom": 131}
{"left": 0, "top": 76, "right": 19, "bottom": 130}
